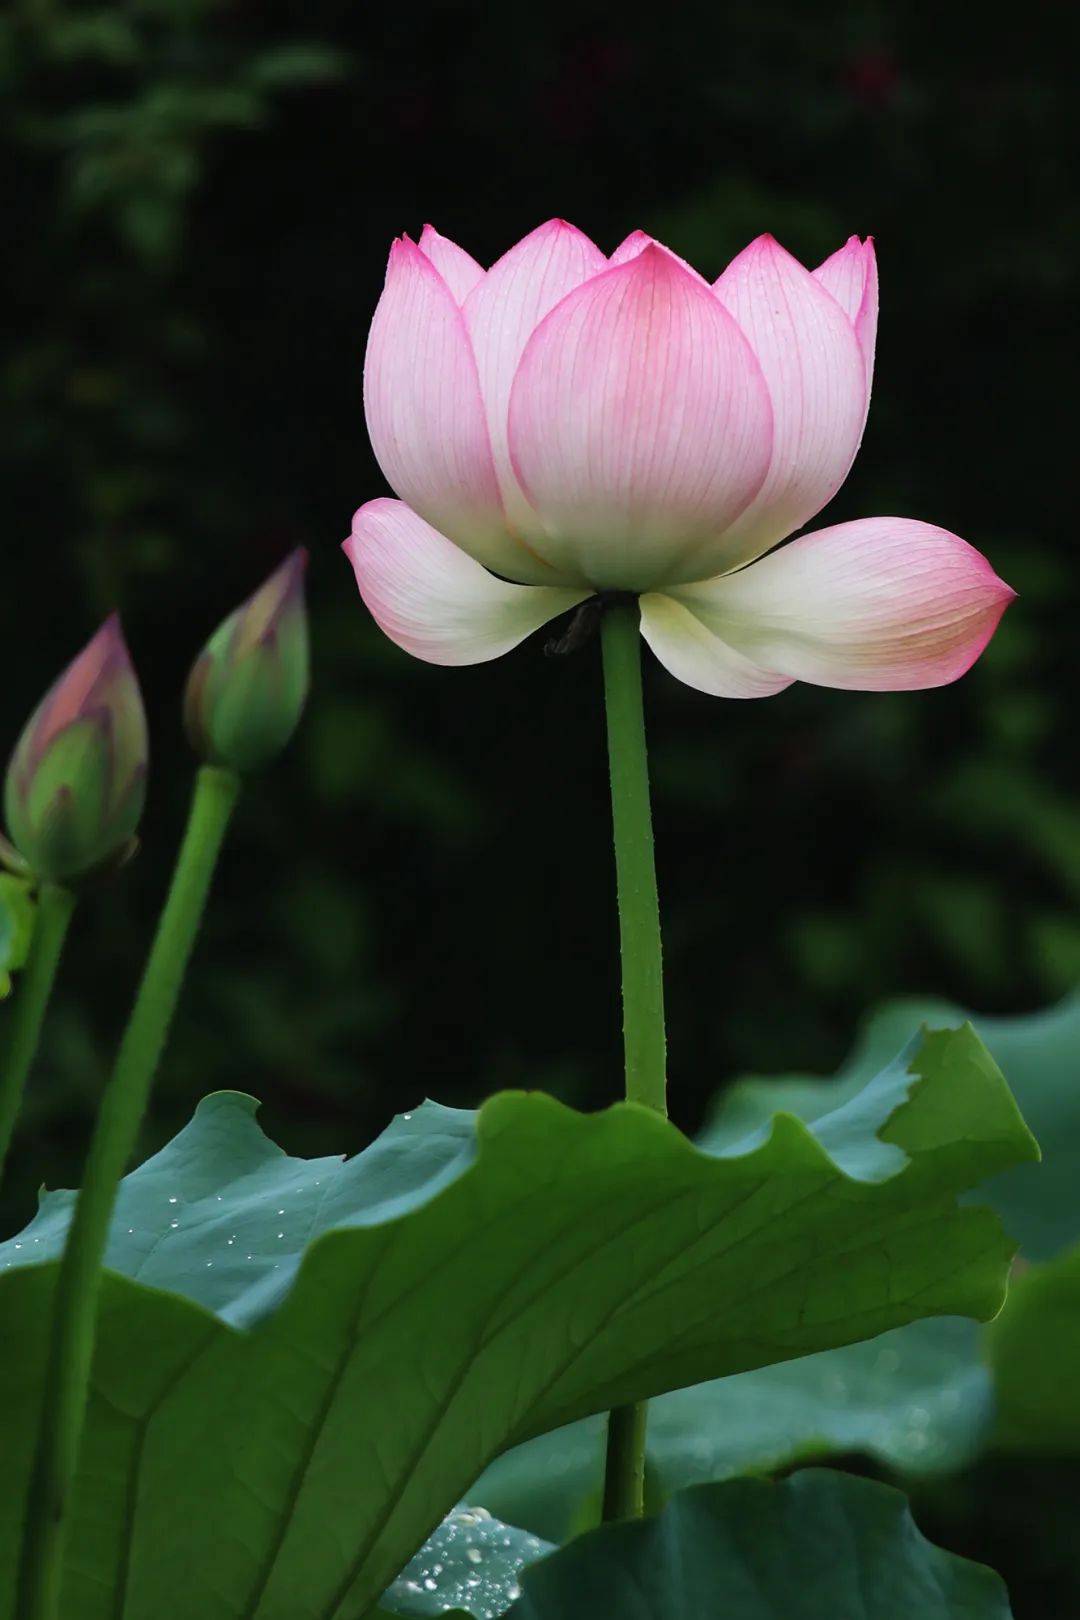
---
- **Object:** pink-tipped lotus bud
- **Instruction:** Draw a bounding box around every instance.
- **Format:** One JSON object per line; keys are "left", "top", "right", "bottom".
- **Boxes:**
{"left": 4, "top": 616, "right": 148, "bottom": 883}
{"left": 184, "top": 549, "right": 310, "bottom": 774}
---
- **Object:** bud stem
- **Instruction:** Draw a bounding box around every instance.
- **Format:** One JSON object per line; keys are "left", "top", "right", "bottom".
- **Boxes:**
{"left": 598, "top": 600, "right": 667, "bottom": 1522}
{"left": 16, "top": 764, "right": 240, "bottom": 1620}
{"left": 0, "top": 884, "right": 76, "bottom": 1187}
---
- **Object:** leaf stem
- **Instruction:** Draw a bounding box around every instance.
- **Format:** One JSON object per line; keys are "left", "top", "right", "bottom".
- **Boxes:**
{"left": 601, "top": 1399, "right": 650, "bottom": 1522}
{"left": 598, "top": 599, "right": 667, "bottom": 1520}
{"left": 16, "top": 764, "right": 241, "bottom": 1620}
{"left": 0, "top": 883, "right": 76, "bottom": 1186}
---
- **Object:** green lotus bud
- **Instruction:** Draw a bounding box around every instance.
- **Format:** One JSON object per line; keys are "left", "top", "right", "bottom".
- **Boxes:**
{"left": 184, "top": 549, "right": 310, "bottom": 774}
{"left": 4, "top": 615, "right": 148, "bottom": 883}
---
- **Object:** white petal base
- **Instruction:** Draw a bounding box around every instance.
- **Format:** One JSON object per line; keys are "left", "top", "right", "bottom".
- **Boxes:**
{"left": 640, "top": 594, "right": 793, "bottom": 699}
{"left": 345, "top": 500, "right": 590, "bottom": 666}
{"left": 643, "top": 517, "right": 1014, "bottom": 698}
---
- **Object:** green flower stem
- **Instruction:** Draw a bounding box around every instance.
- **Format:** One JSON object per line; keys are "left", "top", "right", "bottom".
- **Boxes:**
{"left": 16, "top": 764, "right": 241, "bottom": 1620}
{"left": 599, "top": 599, "right": 668, "bottom": 1521}
{"left": 0, "top": 883, "right": 76, "bottom": 1186}
{"left": 599, "top": 601, "right": 667, "bottom": 1113}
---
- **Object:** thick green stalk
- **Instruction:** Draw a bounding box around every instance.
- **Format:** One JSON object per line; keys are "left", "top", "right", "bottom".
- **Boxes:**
{"left": 599, "top": 601, "right": 667, "bottom": 1113}
{"left": 0, "top": 883, "right": 76, "bottom": 1186}
{"left": 16, "top": 764, "right": 241, "bottom": 1620}
{"left": 599, "top": 600, "right": 667, "bottom": 1520}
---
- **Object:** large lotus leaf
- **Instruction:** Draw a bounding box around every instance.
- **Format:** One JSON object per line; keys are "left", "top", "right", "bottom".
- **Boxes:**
{"left": 476, "top": 1316, "right": 989, "bottom": 1543}
{"left": 705, "top": 992, "right": 1080, "bottom": 1263}
{"left": 478, "top": 995, "right": 1079, "bottom": 1536}
{"left": 987, "top": 1242, "right": 1080, "bottom": 1453}
{"left": 496, "top": 1471, "right": 1012, "bottom": 1620}
{"left": 382, "top": 1507, "right": 552, "bottom": 1618}
{"left": 0, "top": 1093, "right": 478, "bottom": 1327}
{"left": 0, "top": 1024, "right": 1035, "bottom": 1620}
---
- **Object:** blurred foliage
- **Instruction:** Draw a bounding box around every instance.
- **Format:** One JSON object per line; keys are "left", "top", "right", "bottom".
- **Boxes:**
{"left": 1, "top": 1, "right": 346, "bottom": 265}
{"left": 989, "top": 1245, "right": 1080, "bottom": 1454}
{"left": 0, "top": 5, "right": 1075, "bottom": 1606}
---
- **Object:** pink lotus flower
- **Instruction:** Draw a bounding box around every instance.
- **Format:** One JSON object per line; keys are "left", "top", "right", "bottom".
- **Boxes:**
{"left": 345, "top": 220, "right": 1013, "bottom": 697}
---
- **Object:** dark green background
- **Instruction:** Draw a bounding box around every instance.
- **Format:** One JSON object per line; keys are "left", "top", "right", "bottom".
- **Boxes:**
{"left": 0, "top": 3, "right": 1074, "bottom": 1611}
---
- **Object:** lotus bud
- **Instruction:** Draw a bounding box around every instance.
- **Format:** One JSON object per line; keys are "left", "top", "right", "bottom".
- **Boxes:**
{"left": 4, "top": 616, "right": 148, "bottom": 884}
{"left": 184, "top": 549, "right": 310, "bottom": 774}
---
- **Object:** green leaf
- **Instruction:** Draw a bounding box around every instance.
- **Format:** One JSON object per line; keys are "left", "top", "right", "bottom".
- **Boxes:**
{"left": 382, "top": 1507, "right": 552, "bottom": 1617}
{"left": 703, "top": 993, "right": 1079, "bottom": 1263}
{"left": 500, "top": 1471, "right": 1012, "bottom": 1619}
{"left": 0, "top": 874, "right": 35, "bottom": 999}
{"left": 481, "top": 996, "right": 1076, "bottom": 1537}
{"left": 369, "top": 1613, "right": 469, "bottom": 1620}
{"left": 988, "top": 1242, "right": 1080, "bottom": 1452}
{"left": 476, "top": 1317, "right": 990, "bottom": 1544}
{"left": 0, "top": 1024, "right": 1035, "bottom": 1620}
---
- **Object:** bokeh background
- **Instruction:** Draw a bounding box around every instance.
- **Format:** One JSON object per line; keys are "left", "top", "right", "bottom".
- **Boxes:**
{"left": 0, "top": 2, "right": 1074, "bottom": 1610}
